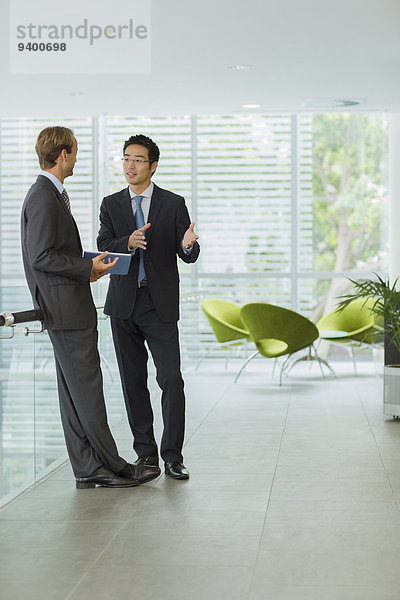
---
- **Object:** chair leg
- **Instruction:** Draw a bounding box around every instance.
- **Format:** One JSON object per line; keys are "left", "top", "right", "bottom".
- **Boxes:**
{"left": 283, "top": 345, "right": 336, "bottom": 381}
{"left": 279, "top": 355, "right": 292, "bottom": 386}
{"left": 272, "top": 357, "right": 278, "bottom": 377}
{"left": 284, "top": 348, "right": 313, "bottom": 378}
{"left": 350, "top": 342, "right": 357, "bottom": 376}
{"left": 99, "top": 352, "right": 115, "bottom": 383}
{"left": 234, "top": 351, "right": 260, "bottom": 383}
{"left": 225, "top": 347, "right": 234, "bottom": 370}
{"left": 311, "top": 343, "right": 336, "bottom": 378}
{"left": 195, "top": 346, "right": 213, "bottom": 371}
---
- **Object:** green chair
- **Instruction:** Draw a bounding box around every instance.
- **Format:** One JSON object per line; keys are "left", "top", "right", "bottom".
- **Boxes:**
{"left": 197, "top": 298, "right": 250, "bottom": 370}
{"left": 236, "top": 302, "right": 330, "bottom": 385}
{"left": 317, "top": 299, "right": 383, "bottom": 375}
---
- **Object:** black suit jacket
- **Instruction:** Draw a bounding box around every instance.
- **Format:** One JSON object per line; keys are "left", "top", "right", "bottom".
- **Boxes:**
{"left": 20, "top": 175, "right": 96, "bottom": 330}
{"left": 97, "top": 184, "right": 200, "bottom": 323}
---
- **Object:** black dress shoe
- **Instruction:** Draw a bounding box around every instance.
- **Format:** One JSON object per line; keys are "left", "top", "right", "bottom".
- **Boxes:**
{"left": 165, "top": 461, "right": 190, "bottom": 480}
{"left": 76, "top": 466, "right": 139, "bottom": 489}
{"left": 118, "top": 462, "right": 161, "bottom": 484}
{"left": 133, "top": 455, "right": 159, "bottom": 467}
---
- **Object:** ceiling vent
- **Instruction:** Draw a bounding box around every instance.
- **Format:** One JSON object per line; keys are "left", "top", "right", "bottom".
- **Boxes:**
{"left": 302, "top": 98, "right": 365, "bottom": 109}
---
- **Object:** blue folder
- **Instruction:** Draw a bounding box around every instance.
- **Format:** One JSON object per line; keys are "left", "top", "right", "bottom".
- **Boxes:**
{"left": 83, "top": 251, "right": 132, "bottom": 276}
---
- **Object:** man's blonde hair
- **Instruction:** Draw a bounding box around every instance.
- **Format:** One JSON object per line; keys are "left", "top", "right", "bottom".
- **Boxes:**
{"left": 35, "top": 126, "right": 75, "bottom": 170}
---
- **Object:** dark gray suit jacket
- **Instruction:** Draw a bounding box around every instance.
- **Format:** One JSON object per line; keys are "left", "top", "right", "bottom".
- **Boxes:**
{"left": 97, "top": 184, "right": 200, "bottom": 323}
{"left": 21, "top": 175, "right": 96, "bottom": 330}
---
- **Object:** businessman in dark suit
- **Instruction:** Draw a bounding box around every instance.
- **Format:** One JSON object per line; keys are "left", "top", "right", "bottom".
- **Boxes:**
{"left": 21, "top": 126, "right": 160, "bottom": 488}
{"left": 97, "top": 134, "right": 200, "bottom": 480}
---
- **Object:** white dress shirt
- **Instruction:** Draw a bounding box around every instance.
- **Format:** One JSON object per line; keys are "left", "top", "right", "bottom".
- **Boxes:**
{"left": 40, "top": 170, "right": 66, "bottom": 197}
{"left": 129, "top": 182, "right": 153, "bottom": 223}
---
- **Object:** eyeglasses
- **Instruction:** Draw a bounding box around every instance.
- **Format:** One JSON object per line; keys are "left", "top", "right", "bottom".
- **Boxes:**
{"left": 121, "top": 158, "right": 151, "bottom": 164}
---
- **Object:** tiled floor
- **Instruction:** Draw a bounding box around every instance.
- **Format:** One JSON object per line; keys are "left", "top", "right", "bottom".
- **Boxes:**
{"left": 1, "top": 358, "right": 400, "bottom": 600}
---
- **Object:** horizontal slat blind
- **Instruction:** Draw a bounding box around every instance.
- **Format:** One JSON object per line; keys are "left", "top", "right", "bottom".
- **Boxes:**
{"left": 196, "top": 115, "right": 293, "bottom": 274}
{"left": 298, "top": 114, "right": 313, "bottom": 273}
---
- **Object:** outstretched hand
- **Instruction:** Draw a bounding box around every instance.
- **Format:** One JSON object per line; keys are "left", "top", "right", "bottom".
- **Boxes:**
{"left": 128, "top": 223, "right": 151, "bottom": 250}
{"left": 182, "top": 222, "right": 199, "bottom": 249}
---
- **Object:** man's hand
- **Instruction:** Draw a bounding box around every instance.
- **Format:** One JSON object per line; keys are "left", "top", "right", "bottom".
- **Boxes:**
{"left": 90, "top": 251, "right": 119, "bottom": 283}
{"left": 128, "top": 223, "right": 151, "bottom": 250}
{"left": 90, "top": 271, "right": 105, "bottom": 282}
{"left": 182, "top": 222, "right": 199, "bottom": 249}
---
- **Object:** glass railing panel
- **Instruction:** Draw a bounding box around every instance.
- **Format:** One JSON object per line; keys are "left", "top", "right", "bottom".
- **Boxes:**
{"left": 32, "top": 329, "right": 64, "bottom": 479}
{"left": 0, "top": 317, "right": 36, "bottom": 501}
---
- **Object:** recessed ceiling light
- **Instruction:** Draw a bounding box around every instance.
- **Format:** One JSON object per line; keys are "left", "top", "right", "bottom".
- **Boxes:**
{"left": 225, "top": 64, "right": 252, "bottom": 71}
{"left": 242, "top": 103, "right": 261, "bottom": 109}
{"left": 70, "top": 91, "right": 83, "bottom": 96}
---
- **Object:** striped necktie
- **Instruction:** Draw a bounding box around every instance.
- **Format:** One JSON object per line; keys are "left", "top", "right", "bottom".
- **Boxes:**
{"left": 62, "top": 189, "right": 71, "bottom": 213}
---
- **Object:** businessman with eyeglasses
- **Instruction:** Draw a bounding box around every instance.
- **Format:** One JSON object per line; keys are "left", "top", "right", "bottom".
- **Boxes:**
{"left": 97, "top": 134, "right": 200, "bottom": 480}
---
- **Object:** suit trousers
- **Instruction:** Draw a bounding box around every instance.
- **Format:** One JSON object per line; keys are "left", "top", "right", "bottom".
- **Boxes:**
{"left": 110, "top": 286, "right": 185, "bottom": 463}
{"left": 48, "top": 325, "right": 126, "bottom": 477}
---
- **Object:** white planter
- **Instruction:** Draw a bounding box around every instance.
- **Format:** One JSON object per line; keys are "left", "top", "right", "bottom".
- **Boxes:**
{"left": 383, "top": 365, "right": 400, "bottom": 418}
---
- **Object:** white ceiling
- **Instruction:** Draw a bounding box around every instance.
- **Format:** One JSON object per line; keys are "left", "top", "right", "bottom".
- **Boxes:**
{"left": 1, "top": 0, "right": 400, "bottom": 116}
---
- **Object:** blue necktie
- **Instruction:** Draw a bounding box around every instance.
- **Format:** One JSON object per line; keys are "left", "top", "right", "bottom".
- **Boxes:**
{"left": 133, "top": 195, "right": 146, "bottom": 282}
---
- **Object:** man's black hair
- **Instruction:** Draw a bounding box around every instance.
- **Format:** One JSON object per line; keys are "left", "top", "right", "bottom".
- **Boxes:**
{"left": 123, "top": 134, "right": 160, "bottom": 164}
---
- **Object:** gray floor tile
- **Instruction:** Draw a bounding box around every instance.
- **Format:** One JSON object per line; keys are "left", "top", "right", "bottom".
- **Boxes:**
{"left": 253, "top": 549, "right": 400, "bottom": 586}
{"left": 0, "top": 490, "right": 150, "bottom": 521}
{"left": 183, "top": 443, "right": 282, "bottom": 458}
{"left": 249, "top": 585, "right": 400, "bottom": 600}
{"left": 0, "top": 520, "right": 120, "bottom": 580}
{"left": 186, "top": 430, "right": 282, "bottom": 445}
{"left": 127, "top": 508, "right": 266, "bottom": 536}
{"left": 159, "top": 472, "right": 273, "bottom": 491}
{"left": 265, "top": 499, "right": 400, "bottom": 521}
{"left": 183, "top": 445, "right": 280, "bottom": 461}
{"left": 0, "top": 578, "right": 76, "bottom": 600}
{"left": 70, "top": 564, "right": 253, "bottom": 600}
{"left": 276, "top": 448, "right": 383, "bottom": 467}
{"left": 279, "top": 435, "right": 377, "bottom": 450}
{"left": 96, "top": 532, "right": 260, "bottom": 567}
{"left": 269, "top": 481, "right": 394, "bottom": 501}
{"left": 283, "top": 422, "right": 373, "bottom": 436}
{"left": 260, "top": 512, "right": 400, "bottom": 553}
{"left": 274, "top": 466, "right": 387, "bottom": 483}
{"left": 144, "top": 488, "right": 270, "bottom": 512}
{"left": 186, "top": 457, "right": 277, "bottom": 474}
{"left": 378, "top": 443, "right": 400, "bottom": 461}
{"left": 48, "top": 462, "right": 74, "bottom": 481}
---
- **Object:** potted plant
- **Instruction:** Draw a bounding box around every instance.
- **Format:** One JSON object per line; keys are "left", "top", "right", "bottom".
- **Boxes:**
{"left": 337, "top": 274, "right": 400, "bottom": 418}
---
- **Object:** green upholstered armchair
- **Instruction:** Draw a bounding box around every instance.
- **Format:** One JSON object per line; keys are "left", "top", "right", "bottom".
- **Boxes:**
{"left": 236, "top": 302, "right": 331, "bottom": 385}
{"left": 316, "top": 299, "right": 383, "bottom": 375}
{"left": 197, "top": 298, "right": 250, "bottom": 370}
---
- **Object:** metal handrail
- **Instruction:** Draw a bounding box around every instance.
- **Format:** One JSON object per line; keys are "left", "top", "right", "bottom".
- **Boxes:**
{"left": 0, "top": 308, "right": 44, "bottom": 327}
{"left": 0, "top": 306, "right": 106, "bottom": 328}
